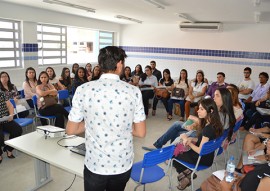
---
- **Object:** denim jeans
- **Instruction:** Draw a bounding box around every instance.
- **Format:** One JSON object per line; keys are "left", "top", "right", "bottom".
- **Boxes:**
{"left": 153, "top": 121, "right": 188, "bottom": 148}
{"left": 84, "top": 166, "right": 131, "bottom": 191}
{"left": 168, "top": 99, "right": 185, "bottom": 117}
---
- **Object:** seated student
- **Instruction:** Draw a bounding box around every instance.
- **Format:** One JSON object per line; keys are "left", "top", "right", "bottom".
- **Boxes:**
{"left": 240, "top": 72, "right": 270, "bottom": 130}
{"left": 58, "top": 67, "right": 72, "bottom": 94}
{"left": 235, "top": 122, "right": 270, "bottom": 172}
{"left": 0, "top": 72, "right": 29, "bottom": 118}
{"left": 173, "top": 99, "right": 223, "bottom": 190}
{"left": 131, "top": 64, "right": 143, "bottom": 86}
{"left": 0, "top": 91, "right": 22, "bottom": 162}
{"left": 120, "top": 66, "right": 132, "bottom": 83}
{"left": 207, "top": 72, "right": 228, "bottom": 98}
{"left": 167, "top": 69, "right": 190, "bottom": 121}
{"left": 185, "top": 70, "right": 207, "bottom": 119}
{"left": 191, "top": 69, "right": 209, "bottom": 84}
{"left": 152, "top": 69, "right": 174, "bottom": 118}
{"left": 85, "top": 63, "right": 92, "bottom": 81}
{"left": 139, "top": 65, "right": 158, "bottom": 117}
{"left": 226, "top": 84, "right": 244, "bottom": 121}
{"left": 36, "top": 71, "right": 69, "bottom": 129}
{"left": 242, "top": 89, "right": 270, "bottom": 130}
{"left": 70, "top": 63, "right": 79, "bottom": 79}
{"left": 23, "top": 67, "right": 37, "bottom": 108}
{"left": 142, "top": 88, "right": 236, "bottom": 151}
{"left": 46, "top": 67, "right": 64, "bottom": 90}
{"left": 72, "top": 67, "right": 88, "bottom": 93}
{"left": 201, "top": 139, "right": 270, "bottom": 191}
{"left": 91, "top": 65, "right": 101, "bottom": 81}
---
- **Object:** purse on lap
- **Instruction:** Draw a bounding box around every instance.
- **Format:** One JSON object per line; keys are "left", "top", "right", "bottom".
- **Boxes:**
{"left": 40, "top": 95, "right": 58, "bottom": 109}
{"left": 154, "top": 88, "right": 170, "bottom": 99}
{"left": 171, "top": 88, "right": 185, "bottom": 100}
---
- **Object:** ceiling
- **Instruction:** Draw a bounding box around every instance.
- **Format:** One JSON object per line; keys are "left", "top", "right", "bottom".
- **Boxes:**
{"left": 2, "top": 0, "right": 270, "bottom": 24}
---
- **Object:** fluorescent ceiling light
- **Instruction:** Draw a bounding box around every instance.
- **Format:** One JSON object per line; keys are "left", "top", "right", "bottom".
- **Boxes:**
{"left": 115, "top": 15, "right": 143, "bottom": 24}
{"left": 43, "top": 0, "right": 96, "bottom": 13}
{"left": 143, "top": 0, "right": 165, "bottom": 9}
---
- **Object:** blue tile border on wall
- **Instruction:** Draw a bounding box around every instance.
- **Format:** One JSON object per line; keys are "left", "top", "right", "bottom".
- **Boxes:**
{"left": 22, "top": 43, "right": 38, "bottom": 52}
{"left": 120, "top": 46, "right": 270, "bottom": 60}
{"left": 127, "top": 54, "right": 270, "bottom": 67}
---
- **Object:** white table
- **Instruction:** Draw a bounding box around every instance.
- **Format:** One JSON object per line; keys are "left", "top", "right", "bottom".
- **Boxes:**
{"left": 5, "top": 132, "right": 85, "bottom": 191}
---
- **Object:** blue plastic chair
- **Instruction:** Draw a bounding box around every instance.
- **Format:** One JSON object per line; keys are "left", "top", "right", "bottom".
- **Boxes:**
{"left": 18, "top": 89, "right": 25, "bottom": 98}
{"left": 32, "top": 95, "right": 56, "bottom": 125}
{"left": 58, "top": 89, "right": 72, "bottom": 112}
{"left": 10, "top": 99, "right": 35, "bottom": 132}
{"left": 172, "top": 136, "right": 224, "bottom": 191}
{"left": 131, "top": 145, "right": 175, "bottom": 191}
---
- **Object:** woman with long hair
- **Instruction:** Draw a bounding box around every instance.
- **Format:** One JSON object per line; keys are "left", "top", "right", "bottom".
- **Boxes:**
{"left": 46, "top": 67, "right": 64, "bottom": 90}
{"left": 72, "top": 67, "right": 88, "bottom": 92}
{"left": 227, "top": 84, "right": 244, "bottom": 121}
{"left": 85, "top": 63, "right": 92, "bottom": 81}
{"left": 167, "top": 69, "right": 190, "bottom": 121}
{"left": 59, "top": 67, "right": 72, "bottom": 94}
{"left": 185, "top": 70, "right": 207, "bottom": 119}
{"left": 139, "top": 65, "right": 158, "bottom": 117}
{"left": 152, "top": 69, "right": 174, "bottom": 117}
{"left": 131, "top": 64, "right": 143, "bottom": 86}
{"left": 91, "top": 65, "right": 101, "bottom": 81}
{"left": 120, "top": 66, "right": 132, "bottom": 83}
{"left": 70, "top": 63, "right": 79, "bottom": 79}
{"left": 0, "top": 71, "right": 29, "bottom": 118}
{"left": 173, "top": 98, "right": 223, "bottom": 190}
{"left": 36, "top": 71, "right": 69, "bottom": 128}
{"left": 23, "top": 67, "right": 37, "bottom": 108}
{"left": 0, "top": 91, "right": 22, "bottom": 162}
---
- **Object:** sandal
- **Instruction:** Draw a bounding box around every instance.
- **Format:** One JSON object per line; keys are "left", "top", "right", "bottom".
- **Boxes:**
{"left": 152, "top": 110, "right": 156, "bottom": 116}
{"left": 167, "top": 115, "right": 172, "bottom": 121}
{"left": 177, "top": 169, "right": 197, "bottom": 181}
{"left": 177, "top": 176, "right": 191, "bottom": 190}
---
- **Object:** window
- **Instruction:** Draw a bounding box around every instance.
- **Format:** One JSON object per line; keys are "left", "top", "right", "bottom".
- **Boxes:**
{"left": 0, "top": 18, "right": 21, "bottom": 68}
{"left": 99, "top": 31, "right": 114, "bottom": 49}
{"left": 37, "top": 24, "right": 67, "bottom": 65}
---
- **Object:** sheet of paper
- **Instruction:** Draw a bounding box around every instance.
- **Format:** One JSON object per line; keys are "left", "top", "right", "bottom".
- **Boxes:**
{"left": 212, "top": 169, "right": 225, "bottom": 180}
{"left": 247, "top": 150, "right": 264, "bottom": 160}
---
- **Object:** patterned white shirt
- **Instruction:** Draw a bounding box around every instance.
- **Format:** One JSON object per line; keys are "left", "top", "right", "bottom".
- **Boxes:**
{"left": 69, "top": 73, "right": 145, "bottom": 175}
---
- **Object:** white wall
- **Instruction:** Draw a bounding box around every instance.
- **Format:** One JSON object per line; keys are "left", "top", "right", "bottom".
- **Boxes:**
{"left": 0, "top": 1, "right": 121, "bottom": 87}
{"left": 120, "top": 23, "right": 270, "bottom": 85}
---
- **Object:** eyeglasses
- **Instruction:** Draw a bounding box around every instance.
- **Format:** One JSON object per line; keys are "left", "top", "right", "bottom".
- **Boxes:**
{"left": 1, "top": 75, "right": 8, "bottom": 78}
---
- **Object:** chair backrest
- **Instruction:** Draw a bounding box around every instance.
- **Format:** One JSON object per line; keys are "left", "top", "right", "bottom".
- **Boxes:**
{"left": 233, "top": 119, "right": 243, "bottom": 133}
{"left": 199, "top": 136, "right": 223, "bottom": 156}
{"left": 142, "top": 145, "right": 175, "bottom": 168}
{"left": 19, "top": 89, "right": 25, "bottom": 98}
{"left": 32, "top": 95, "right": 39, "bottom": 115}
{"left": 9, "top": 99, "right": 19, "bottom": 118}
{"left": 58, "top": 89, "right": 69, "bottom": 100}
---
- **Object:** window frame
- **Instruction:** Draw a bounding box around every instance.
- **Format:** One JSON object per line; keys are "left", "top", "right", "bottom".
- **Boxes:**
{"left": 0, "top": 18, "right": 22, "bottom": 68}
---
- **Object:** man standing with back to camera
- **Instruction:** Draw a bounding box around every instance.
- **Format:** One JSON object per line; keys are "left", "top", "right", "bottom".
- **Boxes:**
{"left": 66, "top": 46, "right": 146, "bottom": 191}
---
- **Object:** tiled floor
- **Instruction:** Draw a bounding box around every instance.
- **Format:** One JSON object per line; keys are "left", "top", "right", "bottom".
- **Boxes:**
{"left": 0, "top": 108, "right": 242, "bottom": 191}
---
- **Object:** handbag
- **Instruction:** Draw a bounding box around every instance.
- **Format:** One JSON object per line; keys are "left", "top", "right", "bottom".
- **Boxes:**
{"left": 154, "top": 88, "right": 170, "bottom": 99}
{"left": 173, "top": 139, "right": 191, "bottom": 156}
{"left": 171, "top": 88, "right": 185, "bottom": 99}
{"left": 40, "top": 95, "right": 58, "bottom": 109}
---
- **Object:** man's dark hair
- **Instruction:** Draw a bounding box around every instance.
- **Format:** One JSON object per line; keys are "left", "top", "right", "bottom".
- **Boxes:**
{"left": 217, "top": 72, "right": 225, "bottom": 78}
{"left": 98, "top": 46, "right": 127, "bottom": 73}
{"left": 244, "top": 67, "right": 252, "bottom": 74}
{"left": 150, "top": 60, "right": 156, "bottom": 65}
{"left": 259, "top": 72, "right": 269, "bottom": 80}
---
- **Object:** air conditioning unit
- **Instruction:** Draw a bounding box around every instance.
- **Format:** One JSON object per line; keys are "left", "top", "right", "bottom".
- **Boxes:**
{"left": 179, "top": 22, "right": 222, "bottom": 32}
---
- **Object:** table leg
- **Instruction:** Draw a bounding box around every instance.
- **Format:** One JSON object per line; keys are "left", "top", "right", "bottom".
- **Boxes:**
{"left": 29, "top": 158, "right": 53, "bottom": 191}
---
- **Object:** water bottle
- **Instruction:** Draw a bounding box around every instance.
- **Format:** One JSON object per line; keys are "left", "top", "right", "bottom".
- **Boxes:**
{"left": 225, "top": 156, "right": 235, "bottom": 182}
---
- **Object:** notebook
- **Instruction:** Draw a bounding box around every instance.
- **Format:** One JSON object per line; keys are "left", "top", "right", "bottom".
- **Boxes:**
{"left": 70, "top": 143, "right": 86, "bottom": 156}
